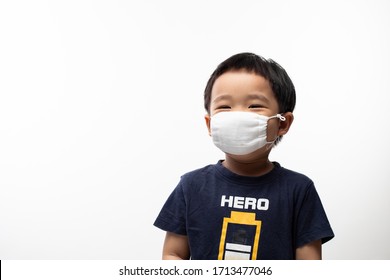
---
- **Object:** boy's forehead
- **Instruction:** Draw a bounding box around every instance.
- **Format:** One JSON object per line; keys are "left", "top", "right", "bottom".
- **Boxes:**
{"left": 211, "top": 70, "right": 273, "bottom": 98}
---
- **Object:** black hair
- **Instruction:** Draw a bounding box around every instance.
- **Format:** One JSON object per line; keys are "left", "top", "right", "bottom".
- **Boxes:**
{"left": 203, "top": 52, "right": 296, "bottom": 145}
{"left": 204, "top": 52, "right": 296, "bottom": 114}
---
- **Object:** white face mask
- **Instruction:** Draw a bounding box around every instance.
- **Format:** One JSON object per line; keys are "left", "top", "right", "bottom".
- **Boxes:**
{"left": 210, "top": 111, "right": 286, "bottom": 155}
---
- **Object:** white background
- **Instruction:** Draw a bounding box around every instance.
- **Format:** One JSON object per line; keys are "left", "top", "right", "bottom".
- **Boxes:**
{"left": 0, "top": 0, "right": 389, "bottom": 260}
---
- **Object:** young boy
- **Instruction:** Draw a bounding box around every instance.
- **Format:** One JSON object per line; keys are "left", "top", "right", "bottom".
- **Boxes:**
{"left": 154, "top": 53, "right": 334, "bottom": 260}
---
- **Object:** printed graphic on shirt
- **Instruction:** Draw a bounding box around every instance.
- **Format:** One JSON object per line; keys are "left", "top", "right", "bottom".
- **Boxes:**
{"left": 220, "top": 195, "right": 269, "bottom": 210}
{"left": 218, "top": 211, "right": 262, "bottom": 260}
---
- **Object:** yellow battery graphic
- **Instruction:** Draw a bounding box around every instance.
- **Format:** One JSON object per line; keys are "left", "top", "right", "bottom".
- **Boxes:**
{"left": 218, "top": 211, "right": 262, "bottom": 260}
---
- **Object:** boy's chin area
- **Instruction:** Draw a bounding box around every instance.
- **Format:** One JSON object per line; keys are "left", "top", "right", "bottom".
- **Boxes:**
{"left": 224, "top": 144, "right": 274, "bottom": 164}
{"left": 222, "top": 146, "right": 275, "bottom": 177}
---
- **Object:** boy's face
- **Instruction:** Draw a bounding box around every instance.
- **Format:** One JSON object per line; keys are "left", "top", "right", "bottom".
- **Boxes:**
{"left": 205, "top": 70, "right": 293, "bottom": 158}
{"left": 205, "top": 70, "right": 294, "bottom": 161}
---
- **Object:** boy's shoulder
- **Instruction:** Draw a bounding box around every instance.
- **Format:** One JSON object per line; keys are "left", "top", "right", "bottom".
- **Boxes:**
{"left": 276, "top": 163, "right": 314, "bottom": 184}
{"left": 180, "top": 163, "right": 216, "bottom": 181}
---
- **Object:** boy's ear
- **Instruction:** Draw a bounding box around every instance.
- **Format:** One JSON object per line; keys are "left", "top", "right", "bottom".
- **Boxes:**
{"left": 278, "top": 112, "right": 294, "bottom": 137}
{"left": 205, "top": 114, "right": 211, "bottom": 136}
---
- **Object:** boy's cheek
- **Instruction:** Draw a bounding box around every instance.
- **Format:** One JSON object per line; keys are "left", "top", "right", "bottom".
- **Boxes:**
{"left": 204, "top": 115, "right": 212, "bottom": 136}
{"left": 266, "top": 122, "right": 280, "bottom": 142}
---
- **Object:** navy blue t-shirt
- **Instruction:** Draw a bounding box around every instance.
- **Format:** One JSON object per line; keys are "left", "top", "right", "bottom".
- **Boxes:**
{"left": 154, "top": 161, "right": 334, "bottom": 260}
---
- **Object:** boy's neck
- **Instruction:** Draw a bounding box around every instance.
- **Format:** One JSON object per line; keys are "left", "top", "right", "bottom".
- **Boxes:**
{"left": 222, "top": 155, "right": 274, "bottom": 177}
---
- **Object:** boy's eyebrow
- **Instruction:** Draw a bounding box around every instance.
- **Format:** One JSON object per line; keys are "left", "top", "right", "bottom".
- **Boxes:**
{"left": 246, "top": 93, "right": 270, "bottom": 103}
{"left": 211, "top": 94, "right": 232, "bottom": 103}
{"left": 212, "top": 93, "right": 270, "bottom": 103}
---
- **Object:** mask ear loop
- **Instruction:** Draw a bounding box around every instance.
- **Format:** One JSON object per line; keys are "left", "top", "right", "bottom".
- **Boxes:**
{"left": 276, "top": 113, "right": 286, "bottom": 122}
{"left": 266, "top": 113, "right": 286, "bottom": 147}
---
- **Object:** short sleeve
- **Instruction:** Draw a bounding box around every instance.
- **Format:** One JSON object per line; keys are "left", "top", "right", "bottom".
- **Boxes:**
{"left": 295, "top": 182, "right": 334, "bottom": 248}
{"left": 153, "top": 183, "right": 187, "bottom": 235}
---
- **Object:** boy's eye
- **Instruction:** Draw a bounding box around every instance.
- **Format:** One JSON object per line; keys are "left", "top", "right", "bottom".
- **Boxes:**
{"left": 249, "top": 104, "right": 264, "bottom": 109}
{"left": 217, "top": 105, "right": 231, "bottom": 110}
